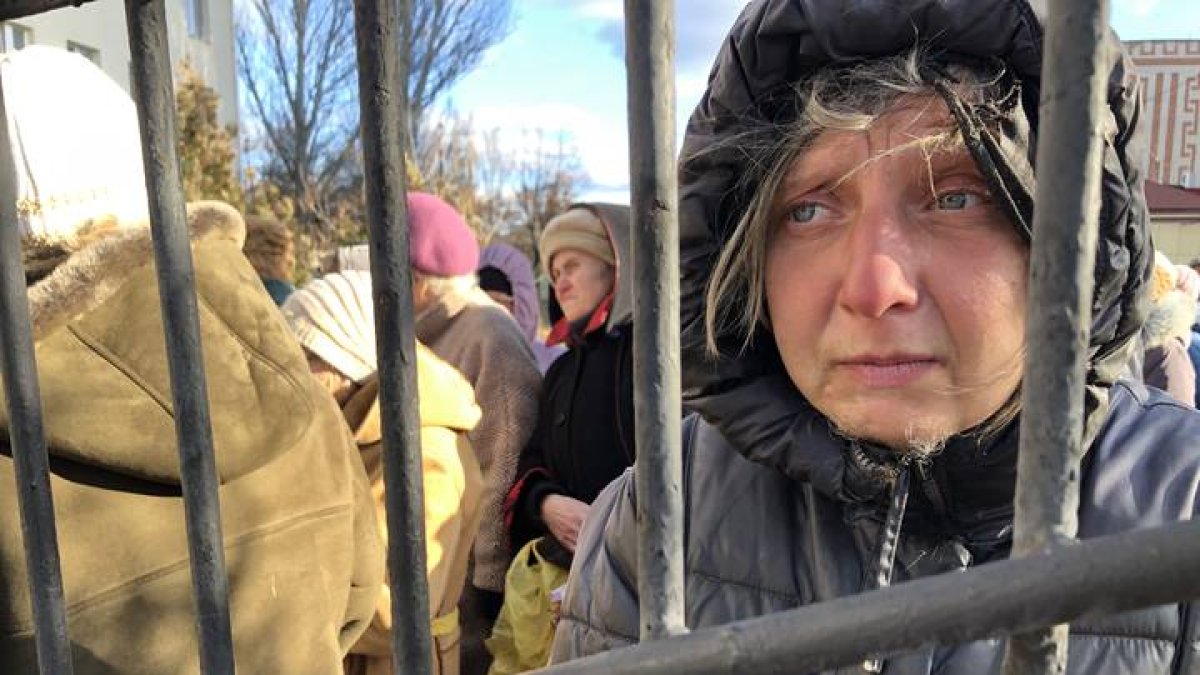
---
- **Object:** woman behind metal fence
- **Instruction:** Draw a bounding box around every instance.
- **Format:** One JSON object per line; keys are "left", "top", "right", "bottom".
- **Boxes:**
{"left": 551, "top": 1, "right": 1200, "bottom": 673}
{"left": 283, "top": 270, "right": 486, "bottom": 675}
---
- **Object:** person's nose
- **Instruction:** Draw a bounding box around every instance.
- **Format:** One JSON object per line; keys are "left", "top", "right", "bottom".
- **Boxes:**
{"left": 836, "top": 201, "right": 920, "bottom": 319}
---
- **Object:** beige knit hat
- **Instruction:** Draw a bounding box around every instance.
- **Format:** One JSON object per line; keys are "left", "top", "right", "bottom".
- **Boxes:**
{"left": 282, "top": 270, "right": 377, "bottom": 383}
{"left": 538, "top": 207, "right": 615, "bottom": 276}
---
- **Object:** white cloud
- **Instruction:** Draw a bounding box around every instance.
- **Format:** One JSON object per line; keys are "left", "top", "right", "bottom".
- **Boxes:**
{"left": 579, "top": 184, "right": 631, "bottom": 205}
{"left": 467, "top": 102, "right": 632, "bottom": 192}
{"left": 583, "top": 1, "right": 748, "bottom": 74}
{"left": 1115, "top": 0, "right": 1161, "bottom": 17}
{"left": 578, "top": 0, "right": 623, "bottom": 21}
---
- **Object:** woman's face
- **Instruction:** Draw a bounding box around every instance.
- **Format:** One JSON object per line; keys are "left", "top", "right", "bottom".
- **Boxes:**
{"left": 764, "top": 99, "right": 1028, "bottom": 451}
{"left": 306, "top": 351, "right": 357, "bottom": 405}
{"left": 551, "top": 249, "right": 615, "bottom": 323}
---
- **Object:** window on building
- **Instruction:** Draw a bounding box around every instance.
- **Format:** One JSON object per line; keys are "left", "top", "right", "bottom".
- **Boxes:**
{"left": 67, "top": 41, "right": 101, "bottom": 66}
{"left": 0, "top": 23, "right": 32, "bottom": 53}
{"left": 185, "top": 0, "right": 209, "bottom": 40}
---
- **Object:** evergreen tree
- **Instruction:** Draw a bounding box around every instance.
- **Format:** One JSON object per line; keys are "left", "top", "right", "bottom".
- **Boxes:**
{"left": 175, "top": 63, "right": 242, "bottom": 205}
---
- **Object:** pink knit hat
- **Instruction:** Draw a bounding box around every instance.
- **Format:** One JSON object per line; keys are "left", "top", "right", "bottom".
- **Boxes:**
{"left": 407, "top": 192, "right": 479, "bottom": 276}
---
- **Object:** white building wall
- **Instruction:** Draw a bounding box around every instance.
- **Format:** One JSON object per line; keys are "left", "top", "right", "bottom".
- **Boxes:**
{"left": 3, "top": 0, "right": 238, "bottom": 129}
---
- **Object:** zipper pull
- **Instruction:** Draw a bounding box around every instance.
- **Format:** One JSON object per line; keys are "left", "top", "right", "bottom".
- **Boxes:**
{"left": 915, "top": 458, "right": 949, "bottom": 517}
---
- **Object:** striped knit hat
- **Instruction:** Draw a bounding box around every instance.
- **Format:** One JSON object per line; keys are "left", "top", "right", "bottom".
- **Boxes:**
{"left": 282, "top": 270, "right": 377, "bottom": 383}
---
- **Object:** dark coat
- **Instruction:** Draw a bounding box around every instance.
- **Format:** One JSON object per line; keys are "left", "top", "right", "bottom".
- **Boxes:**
{"left": 552, "top": 0, "right": 1192, "bottom": 672}
{"left": 553, "top": 381, "right": 1200, "bottom": 673}
{"left": 506, "top": 203, "right": 634, "bottom": 568}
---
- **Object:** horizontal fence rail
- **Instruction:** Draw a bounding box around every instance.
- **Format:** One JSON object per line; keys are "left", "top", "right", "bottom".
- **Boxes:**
{"left": 0, "top": 77, "right": 76, "bottom": 675}
{"left": 4, "top": 3, "right": 1197, "bottom": 675}
{"left": 125, "top": 0, "right": 236, "bottom": 672}
{"left": 539, "top": 519, "right": 1200, "bottom": 675}
{"left": 624, "top": 0, "right": 686, "bottom": 643}
{"left": 0, "top": 0, "right": 100, "bottom": 20}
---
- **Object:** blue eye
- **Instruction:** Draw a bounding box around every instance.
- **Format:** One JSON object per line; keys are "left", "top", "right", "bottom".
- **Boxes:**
{"left": 935, "top": 191, "right": 978, "bottom": 210}
{"left": 788, "top": 202, "right": 820, "bottom": 223}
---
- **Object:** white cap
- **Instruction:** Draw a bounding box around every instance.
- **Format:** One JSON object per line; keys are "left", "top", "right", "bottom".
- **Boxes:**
{"left": 282, "top": 270, "right": 377, "bottom": 383}
{"left": 2, "top": 46, "right": 149, "bottom": 244}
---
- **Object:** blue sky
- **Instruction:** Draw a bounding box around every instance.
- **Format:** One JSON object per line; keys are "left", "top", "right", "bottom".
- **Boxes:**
{"left": 448, "top": 0, "right": 1200, "bottom": 203}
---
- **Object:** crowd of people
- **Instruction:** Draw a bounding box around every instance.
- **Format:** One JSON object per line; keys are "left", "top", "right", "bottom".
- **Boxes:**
{"left": 4, "top": 0, "right": 1200, "bottom": 674}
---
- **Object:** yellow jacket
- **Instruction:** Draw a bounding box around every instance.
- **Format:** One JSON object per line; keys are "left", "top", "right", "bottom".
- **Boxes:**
{"left": 343, "top": 343, "right": 484, "bottom": 675}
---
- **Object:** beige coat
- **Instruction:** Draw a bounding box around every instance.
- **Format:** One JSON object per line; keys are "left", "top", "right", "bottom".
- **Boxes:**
{"left": 415, "top": 288, "right": 540, "bottom": 592}
{"left": 343, "top": 344, "right": 484, "bottom": 675}
{"left": 1, "top": 207, "right": 384, "bottom": 674}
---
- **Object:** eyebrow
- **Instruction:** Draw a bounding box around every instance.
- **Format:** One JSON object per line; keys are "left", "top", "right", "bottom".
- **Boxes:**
{"left": 782, "top": 131, "right": 975, "bottom": 199}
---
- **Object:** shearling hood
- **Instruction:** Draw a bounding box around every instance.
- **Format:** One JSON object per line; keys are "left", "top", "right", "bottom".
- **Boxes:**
{"left": 679, "top": 0, "right": 1152, "bottom": 500}
{"left": 25, "top": 201, "right": 246, "bottom": 341}
{"left": 1, "top": 202, "right": 318, "bottom": 486}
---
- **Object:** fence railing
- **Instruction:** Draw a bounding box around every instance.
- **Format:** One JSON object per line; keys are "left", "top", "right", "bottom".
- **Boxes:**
{"left": 1, "top": 1, "right": 1196, "bottom": 675}
{"left": 0, "top": 64, "right": 74, "bottom": 675}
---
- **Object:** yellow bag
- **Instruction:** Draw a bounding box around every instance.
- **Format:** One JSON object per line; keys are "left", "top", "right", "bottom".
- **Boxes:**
{"left": 485, "top": 538, "right": 570, "bottom": 674}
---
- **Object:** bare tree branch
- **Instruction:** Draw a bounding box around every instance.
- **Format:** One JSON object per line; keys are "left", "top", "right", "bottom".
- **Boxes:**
{"left": 238, "top": 0, "right": 515, "bottom": 256}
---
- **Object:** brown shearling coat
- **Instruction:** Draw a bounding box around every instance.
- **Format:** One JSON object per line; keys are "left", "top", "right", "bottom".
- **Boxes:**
{"left": 1, "top": 211, "right": 384, "bottom": 674}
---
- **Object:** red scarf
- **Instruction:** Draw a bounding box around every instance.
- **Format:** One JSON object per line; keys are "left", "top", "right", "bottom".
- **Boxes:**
{"left": 545, "top": 293, "right": 614, "bottom": 347}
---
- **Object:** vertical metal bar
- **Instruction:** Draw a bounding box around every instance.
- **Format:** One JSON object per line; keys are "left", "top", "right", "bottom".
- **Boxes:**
{"left": 0, "top": 82, "right": 76, "bottom": 675}
{"left": 1004, "top": 0, "right": 1111, "bottom": 673}
{"left": 124, "top": 2, "right": 235, "bottom": 673}
{"left": 351, "top": 0, "right": 433, "bottom": 673}
{"left": 624, "top": 0, "right": 686, "bottom": 642}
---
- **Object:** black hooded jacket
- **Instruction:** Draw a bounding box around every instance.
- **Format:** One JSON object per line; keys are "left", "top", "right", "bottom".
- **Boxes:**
{"left": 506, "top": 204, "right": 635, "bottom": 568}
{"left": 551, "top": 1, "right": 1200, "bottom": 673}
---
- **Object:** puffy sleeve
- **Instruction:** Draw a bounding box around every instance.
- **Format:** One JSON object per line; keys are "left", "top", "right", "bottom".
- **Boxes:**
{"left": 549, "top": 469, "right": 641, "bottom": 662}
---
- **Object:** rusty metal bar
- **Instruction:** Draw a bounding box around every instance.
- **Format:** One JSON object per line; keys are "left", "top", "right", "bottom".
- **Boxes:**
{"left": 350, "top": 0, "right": 433, "bottom": 673}
{"left": 0, "top": 73, "right": 75, "bottom": 675}
{"left": 1004, "top": 0, "right": 1112, "bottom": 672}
{"left": 124, "top": 1, "right": 235, "bottom": 673}
{"left": 540, "top": 518, "right": 1200, "bottom": 675}
{"left": 623, "top": 0, "right": 685, "bottom": 642}
{"left": 0, "top": 0, "right": 98, "bottom": 20}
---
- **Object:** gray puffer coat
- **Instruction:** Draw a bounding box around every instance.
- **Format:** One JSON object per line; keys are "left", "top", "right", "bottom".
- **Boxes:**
{"left": 552, "top": 381, "right": 1200, "bottom": 673}
{"left": 550, "top": 0, "right": 1200, "bottom": 672}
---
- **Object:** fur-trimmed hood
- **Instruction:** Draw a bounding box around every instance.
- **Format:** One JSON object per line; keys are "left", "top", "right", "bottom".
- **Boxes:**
{"left": 25, "top": 201, "right": 245, "bottom": 341}
{"left": 1142, "top": 289, "right": 1196, "bottom": 350}
{"left": 2, "top": 202, "right": 318, "bottom": 486}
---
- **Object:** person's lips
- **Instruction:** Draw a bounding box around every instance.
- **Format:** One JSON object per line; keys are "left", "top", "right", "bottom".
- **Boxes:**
{"left": 834, "top": 354, "right": 940, "bottom": 388}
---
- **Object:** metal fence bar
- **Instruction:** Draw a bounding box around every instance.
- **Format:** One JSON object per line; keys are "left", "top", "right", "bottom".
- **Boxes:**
{"left": 1004, "top": 0, "right": 1112, "bottom": 672}
{"left": 0, "top": 80, "right": 75, "bottom": 675}
{"left": 539, "top": 518, "right": 1200, "bottom": 675}
{"left": 623, "top": 0, "right": 685, "bottom": 642}
{"left": 124, "top": 1, "right": 235, "bottom": 673}
{"left": 0, "top": 1, "right": 99, "bottom": 20}
{"left": 351, "top": 0, "right": 433, "bottom": 673}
